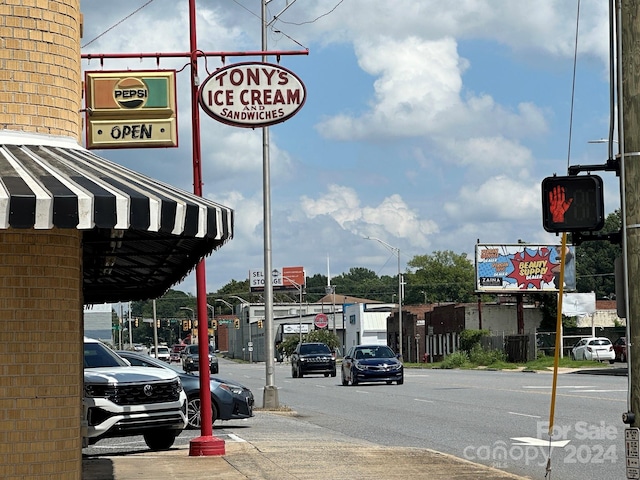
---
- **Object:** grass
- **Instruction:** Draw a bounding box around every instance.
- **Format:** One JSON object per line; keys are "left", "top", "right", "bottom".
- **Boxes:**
{"left": 404, "top": 354, "right": 614, "bottom": 371}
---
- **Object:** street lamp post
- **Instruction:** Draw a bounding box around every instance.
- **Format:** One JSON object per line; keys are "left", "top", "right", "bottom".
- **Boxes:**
{"left": 206, "top": 304, "right": 215, "bottom": 349}
{"left": 282, "top": 276, "right": 304, "bottom": 343}
{"left": 364, "top": 236, "right": 403, "bottom": 359}
{"left": 215, "top": 298, "right": 241, "bottom": 358}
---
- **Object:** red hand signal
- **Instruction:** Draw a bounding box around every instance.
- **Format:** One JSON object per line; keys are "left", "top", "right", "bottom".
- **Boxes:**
{"left": 548, "top": 185, "right": 573, "bottom": 223}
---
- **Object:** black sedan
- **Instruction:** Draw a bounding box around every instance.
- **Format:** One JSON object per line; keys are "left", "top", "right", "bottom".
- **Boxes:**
{"left": 341, "top": 345, "right": 404, "bottom": 386}
{"left": 117, "top": 351, "right": 253, "bottom": 429}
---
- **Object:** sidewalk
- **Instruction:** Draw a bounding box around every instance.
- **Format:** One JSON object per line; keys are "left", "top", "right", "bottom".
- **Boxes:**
{"left": 83, "top": 411, "right": 531, "bottom": 480}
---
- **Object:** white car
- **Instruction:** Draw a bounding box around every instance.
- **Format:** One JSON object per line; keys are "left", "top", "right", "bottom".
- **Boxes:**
{"left": 82, "top": 337, "right": 187, "bottom": 450}
{"left": 570, "top": 337, "right": 615, "bottom": 364}
{"left": 150, "top": 345, "right": 171, "bottom": 362}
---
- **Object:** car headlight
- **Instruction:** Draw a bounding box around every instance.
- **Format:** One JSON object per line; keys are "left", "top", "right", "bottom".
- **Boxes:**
{"left": 299, "top": 357, "right": 306, "bottom": 362}
{"left": 353, "top": 362, "right": 365, "bottom": 371}
{"left": 175, "top": 378, "right": 183, "bottom": 393}
{"left": 219, "top": 383, "right": 243, "bottom": 395}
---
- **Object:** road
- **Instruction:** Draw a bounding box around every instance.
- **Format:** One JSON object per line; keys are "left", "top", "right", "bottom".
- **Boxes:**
{"left": 85, "top": 358, "right": 629, "bottom": 479}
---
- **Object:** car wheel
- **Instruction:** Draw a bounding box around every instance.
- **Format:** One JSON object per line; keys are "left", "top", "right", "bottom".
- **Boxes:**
{"left": 143, "top": 430, "right": 177, "bottom": 450}
{"left": 609, "top": 360, "right": 615, "bottom": 364}
{"left": 570, "top": 352, "right": 575, "bottom": 360}
{"left": 331, "top": 369, "right": 336, "bottom": 378}
{"left": 292, "top": 364, "right": 298, "bottom": 378}
{"left": 622, "top": 353, "right": 627, "bottom": 363}
{"left": 324, "top": 372, "right": 330, "bottom": 377}
{"left": 187, "top": 395, "right": 219, "bottom": 429}
{"left": 341, "top": 371, "right": 348, "bottom": 386}
{"left": 350, "top": 368, "right": 358, "bottom": 386}
{"left": 298, "top": 368, "right": 304, "bottom": 378}
{"left": 397, "top": 376, "right": 404, "bottom": 385}
{"left": 386, "top": 381, "right": 392, "bottom": 385}
{"left": 210, "top": 365, "right": 219, "bottom": 374}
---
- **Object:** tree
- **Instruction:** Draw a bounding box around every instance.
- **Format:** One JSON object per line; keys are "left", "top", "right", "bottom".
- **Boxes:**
{"left": 405, "top": 250, "right": 475, "bottom": 303}
{"left": 277, "top": 329, "right": 340, "bottom": 358}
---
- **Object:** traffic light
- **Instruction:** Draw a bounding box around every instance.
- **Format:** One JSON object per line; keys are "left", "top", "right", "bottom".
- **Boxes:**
{"left": 182, "top": 320, "right": 190, "bottom": 331}
{"left": 156, "top": 319, "right": 160, "bottom": 328}
{"left": 257, "top": 320, "right": 263, "bottom": 329}
{"left": 234, "top": 318, "right": 240, "bottom": 329}
{"left": 211, "top": 319, "right": 218, "bottom": 329}
{"left": 541, "top": 175, "right": 605, "bottom": 233}
{"left": 134, "top": 318, "right": 139, "bottom": 328}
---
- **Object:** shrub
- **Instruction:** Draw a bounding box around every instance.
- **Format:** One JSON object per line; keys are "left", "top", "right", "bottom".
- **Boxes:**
{"left": 460, "top": 329, "right": 490, "bottom": 352}
{"left": 468, "top": 344, "right": 506, "bottom": 366}
{"left": 440, "top": 350, "right": 469, "bottom": 369}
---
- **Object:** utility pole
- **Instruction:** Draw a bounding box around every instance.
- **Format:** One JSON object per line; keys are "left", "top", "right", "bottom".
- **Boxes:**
{"left": 621, "top": 0, "right": 640, "bottom": 428}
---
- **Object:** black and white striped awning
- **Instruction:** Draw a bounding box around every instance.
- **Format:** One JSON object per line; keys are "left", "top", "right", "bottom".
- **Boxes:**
{"left": 0, "top": 132, "right": 233, "bottom": 304}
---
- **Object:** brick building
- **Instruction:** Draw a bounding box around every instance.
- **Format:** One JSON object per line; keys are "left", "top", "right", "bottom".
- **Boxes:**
{"left": 0, "top": 3, "right": 233, "bottom": 478}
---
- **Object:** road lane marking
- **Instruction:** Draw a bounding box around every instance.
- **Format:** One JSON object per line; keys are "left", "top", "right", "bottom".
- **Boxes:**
{"left": 226, "top": 434, "right": 246, "bottom": 443}
{"left": 508, "top": 411, "right": 541, "bottom": 418}
{"left": 414, "top": 398, "right": 434, "bottom": 403}
{"left": 511, "top": 437, "right": 571, "bottom": 447}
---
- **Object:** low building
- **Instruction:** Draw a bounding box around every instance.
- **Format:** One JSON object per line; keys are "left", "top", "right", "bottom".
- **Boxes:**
{"left": 83, "top": 304, "right": 113, "bottom": 344}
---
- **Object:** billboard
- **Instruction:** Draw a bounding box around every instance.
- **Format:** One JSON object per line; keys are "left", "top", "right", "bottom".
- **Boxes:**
{"left": 475, "top": 244, "right": 576, "bottom": 293}
{"left": 249, "top": 266, "right": 305, "bottom": 293}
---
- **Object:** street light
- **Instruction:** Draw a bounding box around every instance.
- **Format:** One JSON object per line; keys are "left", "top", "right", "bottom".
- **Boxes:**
{"left": 364, "top": 236, "right": 404, "bottom": 359}
{"left": 215, "top": 298, "right": 234, "bottom": 312}
{"left": 283, "top": 276, "right": 304, "bottom": 343}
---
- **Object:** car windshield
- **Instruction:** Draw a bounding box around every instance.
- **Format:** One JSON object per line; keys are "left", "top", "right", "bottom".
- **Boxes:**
{"left": 300, "top": 344, "right": 330, "bottom": 355}
{"left": 354, "top": 346, "right": 395, "bottom": 359}
{"left": 84, "top": 341, "right": 128, "bottom": 368}
{"left": 185, "top": 345, "right": 212, "bottom": 354}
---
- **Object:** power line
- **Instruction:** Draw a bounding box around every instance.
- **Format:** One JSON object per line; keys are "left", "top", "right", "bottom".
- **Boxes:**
{"left": 82, "top": 0, "right": 156, "bottom": 49}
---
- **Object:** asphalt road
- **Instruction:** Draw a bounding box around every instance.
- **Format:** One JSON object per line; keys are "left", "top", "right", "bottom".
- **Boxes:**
{"left": 85, "top": 358, "right": 629, "bottom": 480}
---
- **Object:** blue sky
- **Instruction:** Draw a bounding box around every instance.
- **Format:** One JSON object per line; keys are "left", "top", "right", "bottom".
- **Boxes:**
{"left": 79, "top": 1, "right": 618, "bottom": 294}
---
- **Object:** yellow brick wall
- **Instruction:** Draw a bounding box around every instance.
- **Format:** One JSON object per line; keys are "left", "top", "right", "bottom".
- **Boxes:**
{"left": 0, "top": 229, "right": 83, "bottom": 480}
{"left": 0, "top": 0, "right": 81, "bottom": 141}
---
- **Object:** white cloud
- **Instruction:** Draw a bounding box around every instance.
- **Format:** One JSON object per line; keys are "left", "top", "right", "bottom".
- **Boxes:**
{"left": 301, "top": 185, "right": 438, "bottom": 249}
{"left": 443, "top": 175, "right": 540, "bottom": 223}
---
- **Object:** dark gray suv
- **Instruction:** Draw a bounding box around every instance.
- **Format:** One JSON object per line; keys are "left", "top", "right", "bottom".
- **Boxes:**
{"left": 181, "top": 344, "right": 219, "bottom": 374}
{"left": 291, "top": 342, "right": 336, "bottom": 378}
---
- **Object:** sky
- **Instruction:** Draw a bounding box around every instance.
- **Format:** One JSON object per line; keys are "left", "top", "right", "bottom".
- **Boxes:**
{"left": 79, "top": 0, "right": 619, "bottom": 294}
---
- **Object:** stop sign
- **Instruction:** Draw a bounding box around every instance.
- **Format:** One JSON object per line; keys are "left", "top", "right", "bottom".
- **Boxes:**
{"left": 314, "top": 313, "right": 328, "bottom": 329}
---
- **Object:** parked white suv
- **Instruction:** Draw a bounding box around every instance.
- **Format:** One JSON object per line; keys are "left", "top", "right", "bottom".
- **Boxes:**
{"left": 82, "top": 337, "right": 187, "bottom": 450}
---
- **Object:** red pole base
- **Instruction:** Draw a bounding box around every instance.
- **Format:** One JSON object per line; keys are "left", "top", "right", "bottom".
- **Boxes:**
{"left": 189, "top": 435, "right": 226, "bottom": 456}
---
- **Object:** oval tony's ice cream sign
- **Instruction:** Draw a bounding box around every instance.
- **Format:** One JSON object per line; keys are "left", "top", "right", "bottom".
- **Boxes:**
{"left": 198, "top": 62, "right": 306, "bottom": 128}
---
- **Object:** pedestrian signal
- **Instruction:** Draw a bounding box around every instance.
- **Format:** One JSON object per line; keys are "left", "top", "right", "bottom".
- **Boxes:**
{"left": 541, "top": 175, "right": 605, "bottom": 233}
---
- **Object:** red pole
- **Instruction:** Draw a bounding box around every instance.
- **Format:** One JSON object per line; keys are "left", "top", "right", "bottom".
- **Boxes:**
{"left": 188, "top": 0, "right": 224, "bottom": 456}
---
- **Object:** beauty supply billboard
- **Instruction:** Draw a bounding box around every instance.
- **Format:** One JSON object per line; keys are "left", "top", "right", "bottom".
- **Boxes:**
{"left": 475, "top": 244, "right": 576, "bottom": 293}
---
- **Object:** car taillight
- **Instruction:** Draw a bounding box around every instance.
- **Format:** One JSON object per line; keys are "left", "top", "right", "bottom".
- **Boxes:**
{"left": 609, "top": 346, "right": 613, "bottom": 352}
{"left": 587, "top": 347, "right": 592, "bottom": 352}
